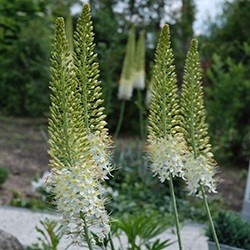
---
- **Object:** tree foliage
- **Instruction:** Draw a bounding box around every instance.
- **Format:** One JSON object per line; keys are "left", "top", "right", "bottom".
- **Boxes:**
{"left": 89, "top": 0, "right": 195, "bottom": 133}
{"left": 0, "top": 0, "right": 52, "bottom": 116}
{"left": 200, "top": 0, "right": 250, "bottom": 165}
{"left": 0, "top": 0, "right": 195, "bottom": 131}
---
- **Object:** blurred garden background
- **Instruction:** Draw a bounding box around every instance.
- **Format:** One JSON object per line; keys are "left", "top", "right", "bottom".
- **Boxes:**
{"left": 0, "top": 0, "right": 249, "bottom": 238}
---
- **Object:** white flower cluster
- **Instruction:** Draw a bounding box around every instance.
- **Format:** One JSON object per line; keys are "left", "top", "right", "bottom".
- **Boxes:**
{"left": 147, "top": 135, "right": 217, "bottom": 197}
{"left": 133, "top": 70, "right": 145, "bottom": 90}
{"left": 147, "top": 135, "right": 187, "bottom": 182}
{"left": 88, "top": 133, "right": 113, "bottom": 180}
{"left": 184, "top": 155, "right": 217, "bottom": 197}
{"left": 46, "top": 162, "right": 110, "bottom": 244}
{"left": 118, "top": 78, "right": 134, "bottom": 100}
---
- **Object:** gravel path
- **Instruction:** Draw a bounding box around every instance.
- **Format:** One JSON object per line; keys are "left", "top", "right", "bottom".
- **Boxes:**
{"left": 0, "top": 206, "right": 208, "bottom": 249}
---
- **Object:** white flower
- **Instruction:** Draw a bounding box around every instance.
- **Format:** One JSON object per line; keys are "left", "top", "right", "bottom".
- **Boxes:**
{"left": 46, "top": 162, "right": 110, "bottom": 244}
{"left": 118, "top": 78, "right": 134, "bottom": 100}
{"left": 147, "top": 135, "right": 187, "bottom": 182}
{"left": 184, "top": 154, "right": 217, "bottom": 197}
{"left": 31, "top": 171, "right": 51, "bottom": 191}
{"left": 133, "top": 70, "right": 145, "bottom": 90}
{"left": 88, "top": 133, "right": 113, "bottom": 180}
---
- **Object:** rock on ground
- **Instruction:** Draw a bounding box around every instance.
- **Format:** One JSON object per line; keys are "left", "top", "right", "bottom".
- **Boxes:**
{"left": 0, "top": 229, "right": 24, "bottom": 250}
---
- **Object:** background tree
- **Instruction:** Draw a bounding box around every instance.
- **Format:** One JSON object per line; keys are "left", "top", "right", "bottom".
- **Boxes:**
{"left": 88, "top": 0, "right": 195, "bottom": 134}
{"left": 0, "top": 0, "right": 52, "bottom": 116}
{"left": 0, "top": 0, "right": 80, "bottom": 116}
{"left": 171, "top": 0, "right": 195, "bottom": 82}
{"left": 0, "top": 0, "right": 196, "bottom": 135}
{"left": 199, "top": 0, "right": 250, "bottom": 165}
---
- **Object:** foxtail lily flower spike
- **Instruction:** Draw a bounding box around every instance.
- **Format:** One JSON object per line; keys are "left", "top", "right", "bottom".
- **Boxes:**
{"left": 181, "top": 39, "right": 217, "bottom": 197}
{"left": 74, "top": 4, "right": 113, "bottom": 180}
{"left": 47, "top": 14, "right": 110, "bottom": 245}
{"left": 147, "top": 25, "right": 187, "bottom": 182}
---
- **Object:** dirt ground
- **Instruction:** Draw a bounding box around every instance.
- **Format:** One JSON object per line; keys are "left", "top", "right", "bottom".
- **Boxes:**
{"left": 0, "top": 117, "right": 49, "bottom": 205}
{"left": 0, "top": 117, "right": 248, "bottom": 212}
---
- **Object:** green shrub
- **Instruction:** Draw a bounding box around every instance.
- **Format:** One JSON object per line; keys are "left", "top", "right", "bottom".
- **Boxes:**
{"left": 205, "top": 54, "right": 250, "bottom": 165}
{"left": 0, "top": 167, "right": 8, "bottom": 186}
{"left": 206, "top": 211, "right": 250, "bottom": 249}
{"left": 0, "top": 0, "right": 51, "bottom": 117}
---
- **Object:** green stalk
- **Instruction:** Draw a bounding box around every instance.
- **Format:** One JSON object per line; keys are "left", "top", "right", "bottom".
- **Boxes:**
{"left": 201, "top": 186, "right": 220, "bottom": 250}
{"left": 169, "top": 174, "right": 183, "bottom": 250}
{"left": 81, "top": 215, "right": 93, "bottom": 250}
{"left": 108, "top": 232, "right": 115, "bottom": 250}
{"left": 137, "top": 89, "right": 145, "bottom": 140}
{"left": 114, "top": 100, "right": 125, "bottom": 139}
{"left": 188, "top": 93, "right": 220, "bottom": 250}
{"left": 190, "top": 127, "right": 220, "bottom": 250}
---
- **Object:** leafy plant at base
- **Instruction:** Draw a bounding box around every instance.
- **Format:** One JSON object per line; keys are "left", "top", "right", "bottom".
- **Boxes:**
{"left": 115, "top": 212, "right": 173, "bottom": 250}
{"left": 92, "top": 212, "right": 174, "bottom": 250}
{"left": 26, "top": 219, "right": 65, "bottom": 250}
{"left": 206, "top": 211, "right": 250, "bottom": 249}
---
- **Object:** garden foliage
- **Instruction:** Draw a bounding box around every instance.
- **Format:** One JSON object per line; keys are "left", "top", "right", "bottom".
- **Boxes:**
{"left": 201, "top": 0, "right": 250, "bottom": 165}
{"left": 206, "top": 211, "right": 250, "bottom": 249}
{"left": 205, "top": 54, "right": 250, "bottom": 164}
{"left": 0, "top": 0, "right": 51, "bottom": 116}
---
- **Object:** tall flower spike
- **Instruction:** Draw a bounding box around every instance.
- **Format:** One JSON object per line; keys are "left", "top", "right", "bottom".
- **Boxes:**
{"left": 181, "top": 39, "right": 217, "bottom": 196}
{"left": 118, "top": 25, "right": 136, "bottom": 100}
{"left": 74, "top": 4, "right": 112, "bottom": 179}
{"left": 147, "top": 25, "right": 186, "bottom": 181}
{"left": 147, "top": 24, "right": 185, "bottom": 249}
{"left": 133, "top": 30, "right": 146, "bottom": 90}
{"left": 48, "top": 17, "right": 86, "bottom": 170}
{"left": 47, "top": 17, "right": 110, "bottom": 245}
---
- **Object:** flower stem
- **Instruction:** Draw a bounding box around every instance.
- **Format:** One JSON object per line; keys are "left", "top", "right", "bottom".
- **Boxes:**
{"left": 201, "top": 185, "right": 220, "bottom": 250}
{"left": 81, "top": 215, "right": 94, "bottom": 250}
{"left": 108, "top": 232, "right": 115, "bottom": 250}
{"left": 137, "top": 89, "right": 145, "bottom": 140}
{"left": 168, "top": 174, "right": 183, "bottom": 250}
{"left": 114, "top": 100, "right": 126, "bottom": 139}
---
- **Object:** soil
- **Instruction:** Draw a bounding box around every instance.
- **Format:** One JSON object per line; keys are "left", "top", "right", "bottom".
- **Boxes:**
{"left": 0, "top": 117, "right": 248, "bottom": 212}
{"left": 0, "top": 117, "right": 49, "bottom": 205}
